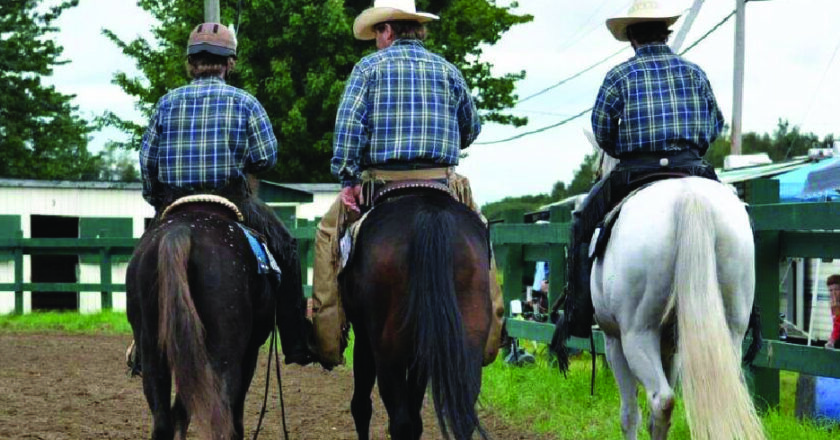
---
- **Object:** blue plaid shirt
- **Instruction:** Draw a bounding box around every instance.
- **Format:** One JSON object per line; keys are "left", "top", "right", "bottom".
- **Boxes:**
{"left": 140, "top": 76, "right": 277, "bottom": 204}
{"left": 591, "top": 44, "right": 724, "bottom": 158}
{"left": 332, "top": 39, "right": 481, "bottom": 186}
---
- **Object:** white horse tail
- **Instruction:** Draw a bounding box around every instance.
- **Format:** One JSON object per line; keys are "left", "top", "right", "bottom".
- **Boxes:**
{"left": 674, "top": 190, "right": 765, "bottom": 440}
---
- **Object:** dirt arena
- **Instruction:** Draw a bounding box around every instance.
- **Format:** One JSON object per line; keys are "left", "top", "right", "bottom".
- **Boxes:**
{"left": 0, "top": 333, "right": 550, "bottom": 439}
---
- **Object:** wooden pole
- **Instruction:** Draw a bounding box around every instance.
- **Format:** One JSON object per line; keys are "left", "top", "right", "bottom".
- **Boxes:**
{"left": 204, "top": 0, "right": 220, "bottom": 22}
{"left": 731, "top": 0, "right": 746, "bottom": 155}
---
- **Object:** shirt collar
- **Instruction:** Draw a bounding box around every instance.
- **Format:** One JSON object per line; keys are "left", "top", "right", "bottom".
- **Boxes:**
{"left": 634, "top": 43, "right": 673, "bottom": 57}
{"left": 392, "top": 39, "right": 423, "bottom": 48}
{"left": 192, "top": 76, "right": 226, "bottom": 85}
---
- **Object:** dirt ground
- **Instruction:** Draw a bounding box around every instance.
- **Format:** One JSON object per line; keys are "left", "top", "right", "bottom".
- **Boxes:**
{"left": 0, "top": 333, "right": 549, "bottom": 439}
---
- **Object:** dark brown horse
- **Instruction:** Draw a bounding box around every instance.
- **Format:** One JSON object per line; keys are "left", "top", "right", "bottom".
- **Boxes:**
{"left": 126, "top": 201, "right": 300, "bottom": 439}
{"left": 341, "top": 189, "right": 491, "bottom": 440}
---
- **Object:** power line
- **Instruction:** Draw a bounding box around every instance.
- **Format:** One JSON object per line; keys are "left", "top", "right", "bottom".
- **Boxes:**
{"left": 476, "top": 108, "right": 592, "bottom": 145}
{"left": 800, "top": 32, "right": 840, "bottom": 126}
{"left": 678, "top": 10, "right": 734, "bottom": 56}
{"left": 478, "top": 10, "right": 737, "bottom": 145}
{"left": 516, "top": 45, "right": 629, "bottom": 105}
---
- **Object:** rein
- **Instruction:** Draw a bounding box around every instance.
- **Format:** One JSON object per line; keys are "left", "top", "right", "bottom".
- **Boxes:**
{"left": 251, "top": 313, "right": 289, "bottom": 440}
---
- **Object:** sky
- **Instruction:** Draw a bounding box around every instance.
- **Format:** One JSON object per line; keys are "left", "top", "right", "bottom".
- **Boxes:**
{"left": 47, "top": 0, "right": 840, "bottom": 205}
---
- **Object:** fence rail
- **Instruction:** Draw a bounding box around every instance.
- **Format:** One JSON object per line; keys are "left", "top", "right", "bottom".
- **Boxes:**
{"left": 0, "top": 231, "right": 316, "bottom": 313}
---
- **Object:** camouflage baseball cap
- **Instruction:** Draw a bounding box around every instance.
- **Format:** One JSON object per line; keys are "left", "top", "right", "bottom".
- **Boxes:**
{"left": 187, "top": 23, "right": 236, "bottom": 57}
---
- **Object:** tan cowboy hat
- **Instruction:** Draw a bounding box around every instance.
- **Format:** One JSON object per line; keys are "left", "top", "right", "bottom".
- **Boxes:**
{"left": 606, "top": 0, "right": 682, "bottom": 42}
{"left": 353, "top": 0, "right": 439, "bottom": 41}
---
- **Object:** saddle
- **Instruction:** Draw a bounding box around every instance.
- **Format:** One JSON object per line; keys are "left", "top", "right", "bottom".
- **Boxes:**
{"left": 161, "top": 194, "right": 244, "bottom": 221}
{"left": 589, "top": 172, "right": 690, "bottom": 259}
{"left": 370, "top": 179, "right": 453, "bottom": 206}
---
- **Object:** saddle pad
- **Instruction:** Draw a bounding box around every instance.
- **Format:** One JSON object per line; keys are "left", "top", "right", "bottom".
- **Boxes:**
{"left": 237, "top": 224, "right": 281, "bottom": 277}
{"left": 339, "top": 210, "right": 371, "bottom": 271}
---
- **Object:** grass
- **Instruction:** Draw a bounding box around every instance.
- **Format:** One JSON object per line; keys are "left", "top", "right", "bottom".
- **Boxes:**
{"left": 479, "top": 340, "right": 838, "bottom": 439}
{"left": 0, "top": 310, "right": 131, "bottom": 334}
{"left": 3, "top": 313, "right": 836, "bottom": 439}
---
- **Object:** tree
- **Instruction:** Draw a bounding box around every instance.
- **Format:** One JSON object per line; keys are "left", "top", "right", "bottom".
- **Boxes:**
{"left": 103, "top": 0, "right": 532, "bottom": 183}
{"left": 704, "top": 119, "right": 835, "bottom": 168}
{"left": 0, "top": 0, "right": 98, "bottom": 180}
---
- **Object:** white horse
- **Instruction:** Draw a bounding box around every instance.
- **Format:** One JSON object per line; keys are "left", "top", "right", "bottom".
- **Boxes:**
{"left": 590, "top": 152, "right": 765, "bottom": 440}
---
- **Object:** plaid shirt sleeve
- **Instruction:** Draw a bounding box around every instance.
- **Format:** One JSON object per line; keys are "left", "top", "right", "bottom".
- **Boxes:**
{"left": 331, "top": 64, "right": 369, "bottom": 186}
{"left": 139, "top": 106, "right": 161, "bottom": 205}
{"left": 454, "top": 72, "right": 481, "bottom": 149}
{"left": 591, "top": 74, "right": 622, "bottom": 158}
{"left": 244, "top": 100, "right": 278, "bottom": 174}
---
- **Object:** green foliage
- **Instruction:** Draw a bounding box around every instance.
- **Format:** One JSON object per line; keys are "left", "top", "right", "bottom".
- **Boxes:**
{"left": 704, "top": 119, "right": 837, "bottom": 168}
{"left": 0, "top": 0, "right": 99, "bottom": 180}
{"left": 0, "top": 311, "right": 131, "bottom": 334}
{"left": 482, "top": 193, "right": 553, "bottom": 222}
{"left": 103, "top": 0, "right": 532, "bottom": 183}
{"left": 481, "top": 153, "right": 596, "bottom": 221}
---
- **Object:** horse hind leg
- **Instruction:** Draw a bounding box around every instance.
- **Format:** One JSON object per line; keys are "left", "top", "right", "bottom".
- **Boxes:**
{"left": 172, "top": 396, "right": 189, "bottom": 439}
{"left": 376, "top": 361, "right": 414, "bottom": 440}
{"left": 605, "top": 336, "right": 641, "bottom": 440}
{"left": 350, "top": 330, "right": 377, "bottom": 439}
{"left": 621, "top": 331, "right": 675, "bottom": 440}
{"left": 407, "top": 366, "right": 430, "bottom": 440}
{"left": 141, "top": 338, "right": 175, "bottom": 440}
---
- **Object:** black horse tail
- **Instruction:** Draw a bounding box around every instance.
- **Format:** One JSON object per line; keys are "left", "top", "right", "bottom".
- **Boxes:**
{"left": 406, "top": 205, "right": 486, "bottom": 440}
{"left": 157, "top": 224, "right": 232, "bottom": 439}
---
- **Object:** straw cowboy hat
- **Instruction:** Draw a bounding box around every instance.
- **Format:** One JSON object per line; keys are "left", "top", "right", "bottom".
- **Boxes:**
{"left": 353, "top": 0, "right": 439, "bottom": 41}
{"left": 606, "top": 0, "right": 682, "bottom": 42}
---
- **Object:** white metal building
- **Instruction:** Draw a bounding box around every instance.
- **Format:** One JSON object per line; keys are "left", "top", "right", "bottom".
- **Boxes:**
{"left": 0, "top": 179, "right": 339, "bottom": 315}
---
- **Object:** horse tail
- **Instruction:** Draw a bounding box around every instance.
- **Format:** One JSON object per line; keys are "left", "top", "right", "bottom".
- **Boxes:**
{"left": 674, "top": 191, "right": 765, "bottom": 440}
{"left": 157, "top": 224, "right": 232, "bottom": 439}
{"left": 406, "top": 205, "right": 485, "bottom": 440}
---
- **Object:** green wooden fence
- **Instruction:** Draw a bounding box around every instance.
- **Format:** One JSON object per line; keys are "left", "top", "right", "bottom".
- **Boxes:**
{"left": 0, "top": 230, "right": 318, "bottom": 314}
{"left": 3, "top": 179, "right": 840, "bottom": 410}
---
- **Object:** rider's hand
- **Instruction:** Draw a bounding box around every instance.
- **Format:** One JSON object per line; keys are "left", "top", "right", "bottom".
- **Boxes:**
{"left": 340, "top": 184, "right": 362, "bottom": 213}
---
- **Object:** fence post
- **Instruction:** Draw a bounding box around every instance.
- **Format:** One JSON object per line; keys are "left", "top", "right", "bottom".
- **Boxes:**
{"left": 548, "top": 205, "right": 571, "bottom": 312}
{"left": 499, "top": 210, "right": 525, "bottom": 319}
{"left": 100, "top": 247, "right": 113, "bottom": 311}
{"left": 746, "top": 178, "right": 781, "bottom": 410}
{"left": 13, "top": 230, "right": 23, "bottom": 315}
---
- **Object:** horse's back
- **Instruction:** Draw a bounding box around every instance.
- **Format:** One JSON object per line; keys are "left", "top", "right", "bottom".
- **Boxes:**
{"left": 127, "top": 209, "right": 272, "bottom": 346}
{"left": 345, "top": 192, "right": 490, "bottom": 354}
{"left": 594, "top": 177, "right": 754, "bottom": 331}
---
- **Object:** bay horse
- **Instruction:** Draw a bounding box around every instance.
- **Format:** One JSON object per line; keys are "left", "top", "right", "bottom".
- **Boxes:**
{"left": 126, "top": 199, "right": 300, "bottom": 439}
{"left": 561, "top": 151, "right": 765, "bottom": 440}
{"left": 341, "top": 188, "right": 491, "bottom": 440}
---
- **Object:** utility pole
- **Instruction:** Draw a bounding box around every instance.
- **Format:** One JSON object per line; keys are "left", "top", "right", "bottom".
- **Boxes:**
{"left": 671, "top": 0, "right": 705, "bottom": 53}
{"left": 731, "top": 0, "right": 746, "bottom": 155}
{"left": 204, "top": 0, "right": 220, "bottom": 23}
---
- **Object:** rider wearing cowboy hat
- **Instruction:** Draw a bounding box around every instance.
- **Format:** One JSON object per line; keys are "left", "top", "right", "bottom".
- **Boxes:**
{"left": 310, "top": 0, "right": 504, "bottom": 369}
{"left": 562, "top": 0, "right": 723, "bottom": 339}
{"left": 132, "top": 23, "right": 315, "bottom": 373}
